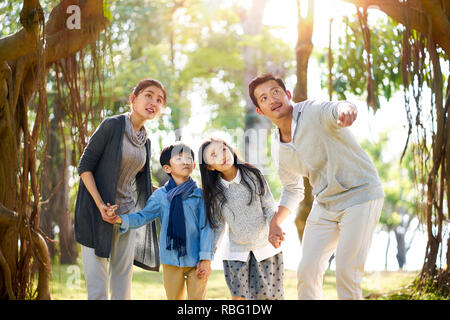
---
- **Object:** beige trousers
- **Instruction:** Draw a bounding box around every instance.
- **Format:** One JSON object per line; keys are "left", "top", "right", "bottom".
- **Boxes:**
{"left": 162, "top": 264, "right": 208, "bottom": 300}
{"left": 297, "top": 198, "right": 383, "bottom": 300}
{"left": 81, "top": 225, "right": 136, "bottom": 300}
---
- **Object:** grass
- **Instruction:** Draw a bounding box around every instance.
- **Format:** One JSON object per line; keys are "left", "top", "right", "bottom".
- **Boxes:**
{"left": 49, "top": 259, "right": 420, "bottom": 300}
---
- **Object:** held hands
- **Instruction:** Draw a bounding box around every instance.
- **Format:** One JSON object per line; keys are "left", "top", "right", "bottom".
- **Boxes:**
{"left": 337, "top": 103, "right": 357, "bottom": 127}
{"left": 196, "top": 260, "right": 212, "bottom": 279}
{"left": 98, "top": 202, "right": 122, "bottom": 224}
{"left": 268, "top": 218, "right": 285, "bottom": 249}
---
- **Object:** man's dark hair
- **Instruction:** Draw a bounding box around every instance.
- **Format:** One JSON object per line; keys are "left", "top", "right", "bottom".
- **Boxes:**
{"left": 248, "top": 73, "right": 287, "bottom": 108}
{"left": 160, "top": 142, "right": 195, "bottom": 169}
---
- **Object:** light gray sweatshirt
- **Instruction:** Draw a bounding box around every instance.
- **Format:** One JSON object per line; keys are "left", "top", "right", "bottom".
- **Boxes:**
{"left": 273, "top": 100, "right": 384, "bottom": 213}
{"left": 213, "top": 169, "right": 277, "bottom": 253}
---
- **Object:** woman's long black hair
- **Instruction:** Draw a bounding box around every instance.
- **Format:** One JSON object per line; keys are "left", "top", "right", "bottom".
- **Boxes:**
{"left": 198, "top": 138, "right": 267, "bottom": 229}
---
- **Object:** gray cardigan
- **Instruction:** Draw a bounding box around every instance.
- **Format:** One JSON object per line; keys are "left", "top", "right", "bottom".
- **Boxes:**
{"left": 74, "top": 114, "right": 160, "bottom": 271}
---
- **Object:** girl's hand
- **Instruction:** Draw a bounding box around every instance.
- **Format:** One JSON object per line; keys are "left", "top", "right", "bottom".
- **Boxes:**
{"left": 269, "top": 234, "right": 283, "bottom": 248}
{"left": 269, "top": 219, "right": 285, "bottom": 249}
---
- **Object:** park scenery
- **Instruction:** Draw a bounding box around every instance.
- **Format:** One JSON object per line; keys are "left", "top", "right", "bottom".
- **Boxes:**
{"left": 0, "top": 0, "right": 448, "bottom": 300}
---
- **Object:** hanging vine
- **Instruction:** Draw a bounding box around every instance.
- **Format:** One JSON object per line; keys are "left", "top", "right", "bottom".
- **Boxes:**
{"left": 0, "top": 0, "right": 110, "bottom": 299}
{"left": 399, "top": 5, "right": 449, "bottom": 295}
{"left": 348, "top": 0, "right": 449, "bottom": 296}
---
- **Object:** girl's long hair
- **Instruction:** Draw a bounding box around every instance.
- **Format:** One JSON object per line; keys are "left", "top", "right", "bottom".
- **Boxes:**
{"left": 198, "top": 138, "right": 267, "bottom": 229}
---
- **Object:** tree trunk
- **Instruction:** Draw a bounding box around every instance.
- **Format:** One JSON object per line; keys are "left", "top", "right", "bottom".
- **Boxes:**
{"left": 343, "top": 0, "right": 449, "bottom": 295}
{"left": 40, "top": 104, "right": 77, "bottom": 264}
{"left": 0, "top": 0, "right": 108, "bottom": 299}
{"left": 40, "top": 112, "right": 61, "bottom": 259}
{"left": 293, "top": 0, "right": 314, "bottom": 243}
{"left": 394, "top": 229, "right": 406, "bottom": 270}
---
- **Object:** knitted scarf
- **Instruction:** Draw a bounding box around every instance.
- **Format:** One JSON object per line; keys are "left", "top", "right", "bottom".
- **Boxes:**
{"left": 125, "top": 113, "right": 147, "bottom": 147}
{"left": 165, "top": 177, "right": 197, "bottom": 258}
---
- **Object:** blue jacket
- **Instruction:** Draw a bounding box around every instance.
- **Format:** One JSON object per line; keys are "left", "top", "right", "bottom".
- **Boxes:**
{"left": 120, "top": 186, "right": 214, "bottom": 267}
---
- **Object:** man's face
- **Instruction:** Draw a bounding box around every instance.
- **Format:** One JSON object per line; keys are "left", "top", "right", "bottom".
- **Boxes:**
{"left": 254, "top": 80, "right": 292, "bottom": 121}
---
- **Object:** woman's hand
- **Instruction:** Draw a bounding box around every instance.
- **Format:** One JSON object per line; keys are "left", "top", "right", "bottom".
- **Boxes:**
{"left": 80, "top": 171, "right": 121, "bottom": 224}
{"left": 99, "top": 202, "right": 121, "bottom": 224}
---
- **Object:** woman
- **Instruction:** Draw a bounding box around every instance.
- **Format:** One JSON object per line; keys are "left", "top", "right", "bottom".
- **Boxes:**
{"left": 74, "top": 79, "right": 166, "bottom": 300}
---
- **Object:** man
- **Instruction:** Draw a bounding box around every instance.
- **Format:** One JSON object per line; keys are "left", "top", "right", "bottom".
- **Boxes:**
{"left": 248, "top": 73, "right": 384, "bottom": 300}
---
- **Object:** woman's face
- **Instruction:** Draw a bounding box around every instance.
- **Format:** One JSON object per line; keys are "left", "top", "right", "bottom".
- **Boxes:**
{"left": 203, "top": 141, "right": 235, "bottom": 173}
{"left": 130, "top": 85, "right": 166, "bottom": 121}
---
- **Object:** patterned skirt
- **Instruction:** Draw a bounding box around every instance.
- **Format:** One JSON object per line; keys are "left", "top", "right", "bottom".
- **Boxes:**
{"left": 223, "top": 252, "right": 284, "bottom": 300}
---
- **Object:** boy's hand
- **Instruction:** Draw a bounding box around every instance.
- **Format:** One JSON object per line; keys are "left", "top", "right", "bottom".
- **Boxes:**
{"left": 196, "top": 260, "right": 211, "bottom": 279}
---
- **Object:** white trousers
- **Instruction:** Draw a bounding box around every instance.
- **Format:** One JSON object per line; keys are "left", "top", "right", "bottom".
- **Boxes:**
{"left": 297, "top": 198, "right": 383, "bottom": 300}
{"left": 81, "top": 225, "right": 136, "bottom": 300}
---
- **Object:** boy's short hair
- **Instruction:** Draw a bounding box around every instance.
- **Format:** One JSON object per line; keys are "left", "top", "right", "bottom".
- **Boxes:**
{"left": 248, "top": 73, "right": 287, "bottom": 108}
{"left": 160, "top": 142, "right": 195, "bottom": 168}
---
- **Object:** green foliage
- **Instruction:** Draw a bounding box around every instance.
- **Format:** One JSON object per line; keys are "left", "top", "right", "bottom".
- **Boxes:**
{"left": 0, "top": 1, "right": 22, "bottom": 35}
{"left": 103, "top": 0, "right": 119, "bottom": 21}
{"left": 318, "top": 14, "right": 403, "bottom": 107}
{"left": 377, "top": 272, "right": 450, "bottom": 300}
{"left": 179, "top": 4, "right": 294, "bottom": 131}
{"left": 0, "top": 0, "right": 60, "bottom": 36}
{"left": 360, "top": 132, "right": 418, "bottom": 231}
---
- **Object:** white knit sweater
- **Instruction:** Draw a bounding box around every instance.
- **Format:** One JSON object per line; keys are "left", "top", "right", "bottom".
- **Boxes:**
{"left": 213, "top": 169, "right": 277, "bottom": 253}
{"left": 274, "top": 100, "right": 385, "bottom": 213}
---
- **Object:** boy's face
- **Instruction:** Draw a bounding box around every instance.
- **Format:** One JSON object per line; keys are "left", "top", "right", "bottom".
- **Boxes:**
{"left": 163, "top": 151, "right": 195, "bottom": 179}
{"left": 254, "top": 80, "right": 292, "bottom": 122}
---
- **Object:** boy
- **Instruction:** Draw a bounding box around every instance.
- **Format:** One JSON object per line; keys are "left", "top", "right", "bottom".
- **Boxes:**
{"left": 104, "top": 142, "right": 214, "bottom": 300}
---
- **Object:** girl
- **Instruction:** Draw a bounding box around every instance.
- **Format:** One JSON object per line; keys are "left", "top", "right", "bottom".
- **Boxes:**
{"left": 74, "top": 79, "right": 166, "bottom": 300}
{"left": 198, "top": 138, "right": 284, "bottom": 300}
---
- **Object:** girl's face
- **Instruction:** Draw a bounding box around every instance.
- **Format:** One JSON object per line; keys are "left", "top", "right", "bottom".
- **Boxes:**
{"left": 203, "top": 141, "right": 235, "bottom": 173}
{"left": 130, "top": 85, "right": 166, "bottom": 121}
